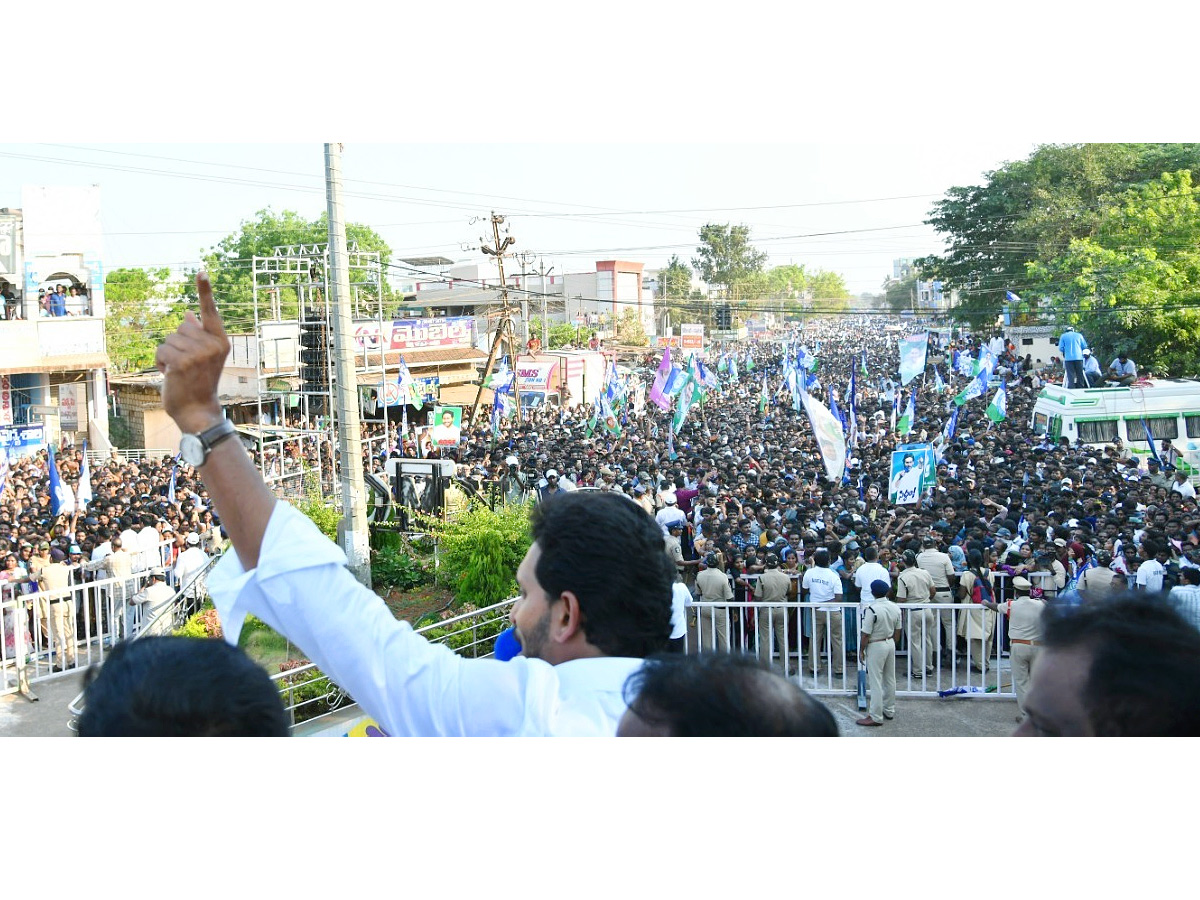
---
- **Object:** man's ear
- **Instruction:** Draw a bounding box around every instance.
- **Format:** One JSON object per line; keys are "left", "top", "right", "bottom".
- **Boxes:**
{"left": 552, "top": 591, "right": 585, "bottom": 644}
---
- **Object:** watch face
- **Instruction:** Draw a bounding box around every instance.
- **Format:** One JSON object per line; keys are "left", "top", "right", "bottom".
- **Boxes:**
{"left": 179, "top": 433, "right": 206, "bottom": 467}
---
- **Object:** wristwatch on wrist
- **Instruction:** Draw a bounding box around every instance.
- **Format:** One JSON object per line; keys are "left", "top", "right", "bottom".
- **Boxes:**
{"left": 179, "top": 418, "right": 236, "bottom": 467}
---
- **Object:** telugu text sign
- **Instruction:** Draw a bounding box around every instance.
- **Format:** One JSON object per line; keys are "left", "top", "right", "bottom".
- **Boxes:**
{"left": 352, "top": 316, "right": 475, "bottom": 352}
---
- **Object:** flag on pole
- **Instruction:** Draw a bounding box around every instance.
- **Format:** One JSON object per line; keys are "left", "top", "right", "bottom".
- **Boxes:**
{"left": 847, "top": 367, "right": 859, "bottom": 449}
{"left": 673, "top": 371, "right": 698, "bottom": 434}
{"left": 649, "top": 347, "right": 673, "bottom": 410}
{"left": 759, "top": 377, "right": 769, "bottom": 416}
{"left": 933, "top": 366, "right": 946, "bottom": 393}
{"left": 585, "top": 398, "right": 600, "bottom": 438}
{"left": 48, "top": 447, "right": 75, "bottom": 517}
{"left": 1142, "top": 419, "right": 1165, "bottom": 467}
{"left": 799, "top": 391, "right": 848, "bottom": 482}
{"left": 897, "top": 390, "right": 916, "bottom": 435}
{"left": 76, "top": 440, "right": 93, "bottom": 508}
{"left": 398, "top": 355, "right": 422, "bottom": 405}
{"left": 696, "top": 359, "right": 719, "bottom": 391}
{"left": 954, "top": 349, "right": 974, "bottom": 378}
{"left": 600, "top": 395, "right": 622, "bottom": 436}
{"left": 745, "top": 350, "right": 755, "bottom": 372}
{"left": 828, "top": 385, "right": 846, "bottom": 433}
{"left": 954, "top": 368, "right": 990, "bottom": 407}
{"left": 1005, "top": 290, "right": 1022, "bottom": 304}
{"left": 986, "top": 380, "right": 1008, "bottom": 422}
{"left": 860, "top": 350, "right": 868, "bottom": 376}
{"left": 728, "top": 355, "right": 739, "bottom": 383}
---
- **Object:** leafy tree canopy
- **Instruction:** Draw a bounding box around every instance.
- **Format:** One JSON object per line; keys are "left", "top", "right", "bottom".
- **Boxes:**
{"left": 691, "top": 223, "right": 768, "bottom": 302}
{"left": 202, "top": 208, "right": 394, "bottom": 333}
{"left": 105, "top": 267, "right": 188, "bottom": 373}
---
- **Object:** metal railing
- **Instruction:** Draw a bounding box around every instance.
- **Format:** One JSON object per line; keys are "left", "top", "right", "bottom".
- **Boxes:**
{"left": 2, "top": 540, "right": 216, "bottom": 702}
{"left": 686, "top": 601, "right": 1016, "bottom": 697}
{"left": 86, "top": 449, "right": 174, "bottom": 467}
{"left": 273, "top": 597, "right": 517, "bottom": 729}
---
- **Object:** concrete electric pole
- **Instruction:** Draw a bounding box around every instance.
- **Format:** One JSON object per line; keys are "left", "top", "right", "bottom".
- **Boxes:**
{"left": 324, "top": 142, "right": 372, "bottom": 587}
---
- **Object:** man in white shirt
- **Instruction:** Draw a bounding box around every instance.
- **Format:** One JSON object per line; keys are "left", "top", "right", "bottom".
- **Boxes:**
{"left": 852, "top": 546, "right": 890, "bottom": 609}
{"left": 655, "top": 491, "right": 687, "bottom": 535}
{"left": 173, "top": 532, "right": 210, "bottom": 601}
{"left": 1171, "top": 472, "right": 1196, "bottom": 500}
{"left": 152, "top": 272, "right": 679, "bottom": 737}
{"left": 804, "top": 548, "right": 845, "bottom": 676}
{"left": 1135, "top": 542, "right": 1165, "bottom": 593}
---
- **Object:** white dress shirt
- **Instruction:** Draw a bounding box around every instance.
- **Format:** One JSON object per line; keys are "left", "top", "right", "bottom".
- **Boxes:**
{"left": 207, "top": 502, "right": 644, "bottom": 736}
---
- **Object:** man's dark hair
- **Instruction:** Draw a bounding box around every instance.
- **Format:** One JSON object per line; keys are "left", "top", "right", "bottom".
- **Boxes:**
{"left": 1041, "top": 593, "right": 1200, "bottom": 736}
{"left": 622, "top": 652, "right": 839, "bottom": 737}
{"left": 813, "top": 548, "right": 830, "bottom": 568}
{"left": 530, "top": 492, "right": 674, "bottom": 657}
{"left": 78, "top": 637, "right": 289, "bottom": 737}
{"left": 1180, "top": 567, "right": 1200, "bottom": 587}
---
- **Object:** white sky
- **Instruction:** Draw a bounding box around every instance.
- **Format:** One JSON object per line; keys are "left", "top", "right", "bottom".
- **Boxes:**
{"left": 0, "top": 141, "right": 1040, "bottom": 294}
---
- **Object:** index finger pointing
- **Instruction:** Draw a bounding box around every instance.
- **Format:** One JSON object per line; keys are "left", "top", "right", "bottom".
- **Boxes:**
{"left": 196, "top": 271, "right": 227, "bottom": 338}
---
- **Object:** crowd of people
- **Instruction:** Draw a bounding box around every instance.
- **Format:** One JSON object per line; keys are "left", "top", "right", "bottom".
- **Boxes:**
{"left": 0, "top": 283, "right": 93, "bottom": 320}
{"left": 10, "top": 269, "right": 1200, "bottom": 736}
{"left": 1, "top": 447, "right": 219, "bottom": 666}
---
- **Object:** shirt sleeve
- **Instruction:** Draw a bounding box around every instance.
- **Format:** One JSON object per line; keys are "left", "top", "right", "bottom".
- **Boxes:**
{"left": 206, "top": 501, "right": 559, "bottom": 737}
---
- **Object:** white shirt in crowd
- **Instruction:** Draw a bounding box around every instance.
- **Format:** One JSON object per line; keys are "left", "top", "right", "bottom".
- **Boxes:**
{"left": 853, "top": 561, "right": 891, "bottom": 607}
{"left": 803, "top": 566, "right": 843, "bottom": 608}
{"left": 1136, "top": 558, "right": 1165, "bottom": 593}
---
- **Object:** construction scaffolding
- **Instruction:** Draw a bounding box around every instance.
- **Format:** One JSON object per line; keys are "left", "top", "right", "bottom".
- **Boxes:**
{"left": 250, "top": 243, "right": 393, "bottom": 503}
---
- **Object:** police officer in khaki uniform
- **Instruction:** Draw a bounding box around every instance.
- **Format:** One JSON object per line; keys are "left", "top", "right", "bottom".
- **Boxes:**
{"left": 694, "top": 554, "right": 734, "bottom": 651}
{"left": 916, "top": 535, "right": 957, "bottom": 656}
{"left": 754, "top": 553, "right": 795, "bottom": 675}
{"left": 36, "top": 548, "right": 77, "bottom": 672}
{"left": 983, "top": 575, "right": 1046, "bottom": 723}
{"left": 896, "top": 550, "right": 937, "bottom": 678}
{"left": 856, "top": 579, "right": 902, "bottom": 726}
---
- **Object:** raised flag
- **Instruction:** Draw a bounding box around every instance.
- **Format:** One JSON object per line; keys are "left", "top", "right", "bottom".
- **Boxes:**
{"left": 1005, "top": 290, "right": 1022, "bottom": 304}
{"left": 828, "top": 385, "right": 846, "bottom": 433}
{"left": 954, "top": 368, "right": 990, "bottom": 407}
{"left": 600, "top": 395, "right": 622, "bottom": 436}
{"left": 897, "top": 391, "right": 916, "bottom": 436}
{"left": 898, "top": 332, "right": 929, "bottom": 386}
{"left": 745, "top": 351, "right": 755, "bottom": 372}
{"left": 697, "top": 359, "right": 719, "bottom": 391}
{"left": 650, "top": 348, "right": 675, "bottom": 410}
{"left": 933, "top": 366, "right": 946, "bottom": 393}
{"left": 799, "top": 391, "right": 848, "bottom": 482}
{"left": 398, "top": 355, "right": 422, "bottom": 405}
{"left": 986, "top": 380, "right": 1008, "bottom": 423}
{"left": 48, "top": 446, "right": 75, "bottom": 517}
{"left": 76, "top": 440, "right": 93, "bottom": 508}
{"left": 673, "top": 372, "right": 698, "bottom": 434}
{"left": 759, "top": 377, "right": 769, "bottom": 416}
{"left": 1143, "top": 419, "right": 1165, "bottom": 468}
{"left": 729, "top": 355, "right": 739, "bottom": 383}
{"left": 860, "top": 351, "right": 868, "bottom": 376}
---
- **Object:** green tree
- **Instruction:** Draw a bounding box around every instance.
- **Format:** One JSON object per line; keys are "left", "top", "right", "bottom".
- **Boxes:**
{"left": 655, "top": 253, "right": 700, "bottom": 332}
{"left": 806, "top": 269, "right": 851, "bottom": 313}
{"left": 1027, "top": 170, "right": 1200, "bottom": 376}
{"left": 104, "top": 267, "right": 188, "bottom": 373}
{"left": 691, "top": 223, "right": 768, "bottom": 308}
{"left": 203, "top": 208, "right": 395, "bottom": 333}
{"left": 765, "top": 264, "right": 807, "bottom": 298}
{"left": 884, "top": 274, "right": 920, "bottom": 313}
{"left": 918, "top": 143, "right": 1200, "bottom": 322}
{"left": 614, "top": 308, "right": 649, "bottom": 346}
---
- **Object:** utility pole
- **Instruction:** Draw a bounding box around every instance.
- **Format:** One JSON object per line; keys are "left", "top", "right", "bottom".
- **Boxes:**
{"left": 324, "top": 142, "right": 372, "bottom": 587}
{"left": 530, "top": 256, "right": 554, "bottom": 349}
{"left": 469, "top": 212, "right": 523, "bottom": 426}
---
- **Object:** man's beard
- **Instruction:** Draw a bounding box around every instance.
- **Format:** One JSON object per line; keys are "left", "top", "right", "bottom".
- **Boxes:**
{"left": 519, "top": 607, "right": 553, "bottom": 661}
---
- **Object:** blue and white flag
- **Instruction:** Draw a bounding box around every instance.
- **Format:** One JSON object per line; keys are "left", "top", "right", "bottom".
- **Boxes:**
{"left": 953, "top": 349, "right": 974, "bottom": 378}
{"left": 933, "top": 366, "right": 946, "bottom": 393}
{"left": 897, "top": 390, "right": 916, "bottom": 435}
{"left": 1005, "top": 290, "right": 1022, "bottom": 305}
{"left": 729, "top": 355, "right": 739, "bottom": 383}
{"left": 696, "top": 359, "right": 720, "bottom": 391}
{"left": 48, "top": 447, "right": 75, "bottom": 517}
{"left": 828, "top": 385, "right": 846, "bottom": 433}
{"left": 76, "top": 441, "right": 93, "bottom": 508}
{"left": 954, "top": 368, "right": 990, "bottom": 407}
{"left": 167, "top": 453, "right": 180, "bottom": 504}
{"left": 943, "top": 406, "right": 960, "bottom": 443}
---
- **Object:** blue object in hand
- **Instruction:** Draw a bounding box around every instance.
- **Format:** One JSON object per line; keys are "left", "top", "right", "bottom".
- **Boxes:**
{"left": 494, "top": 626, "right": 522, "bottom": 661}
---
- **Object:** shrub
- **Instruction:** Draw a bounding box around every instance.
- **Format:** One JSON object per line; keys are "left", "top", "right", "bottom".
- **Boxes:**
{"left": 295, "top": 499, "right": 341, "bottom": 540}
{"left": 174, "top": 604, "right": 223, "bottom": 639}
{"left": 422, "top": 501, "right": 532, "bottom": 608}
{"left": 371, "top": 546, "right": 429, "bottom": 590}
{"left": 276, "top": 658, "right": 353, "bottom": 725}
{"left": 418, "top": 603, "right": 510, "bottom": 658}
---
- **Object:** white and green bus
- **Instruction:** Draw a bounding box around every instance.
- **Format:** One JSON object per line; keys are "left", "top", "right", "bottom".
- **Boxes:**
{"left": 1030, "top": 379, "right": 1200, "bottom": 477}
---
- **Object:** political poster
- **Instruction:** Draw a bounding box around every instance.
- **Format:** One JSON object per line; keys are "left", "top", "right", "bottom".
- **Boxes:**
{"left": 430, "top": 406, "right": 462, "bottom": 446}
{"left": 897, "top": 332, "right": 929, "bottom": 385}
{"left": 889, "top": 444, "right": 933, "bottom": 505}
{"left": 680, "top": 323, "right": 705, "bottom": 350}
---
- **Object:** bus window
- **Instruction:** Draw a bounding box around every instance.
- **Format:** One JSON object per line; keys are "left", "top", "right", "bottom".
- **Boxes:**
{"left": 1128, "top": 417, "right": 1180, "bottom": 443}
{"left": 1077, "top": 419, "right": 1119, "bottom": 443}
{"left": 1033, "top": 413, "right": 1048, "bottom": 435}
{"left": 1049, "top": 415, "right": 1062, "bottom": 442}
{"left": 1187, "top": 416, "right": 1200, "bottom": 439}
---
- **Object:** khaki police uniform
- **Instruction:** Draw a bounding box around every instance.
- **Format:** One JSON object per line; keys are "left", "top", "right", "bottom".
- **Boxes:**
{"left": 861, "top": 598, "right": 902, "bottom": 724}
{"left": 35, "top": 561, "right": 76, "bottom": 669}
{"left": 896, "top": 565, "right": 937, "bottom": 676}
{"left": 754, "top": 567, "right": 794, "bottom": 674}
{"left": 916, "top": 547, "right": 957, "bottom": 652}
{"left": 995, "top": 594, "right": 1045, "bottom": 718}
{"left": 695, "top": 566, "right": 734, "bottom": 651}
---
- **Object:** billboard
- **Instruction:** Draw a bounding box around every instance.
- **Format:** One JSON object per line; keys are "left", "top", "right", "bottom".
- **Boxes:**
{"left": 352, "top": 316, "right": 474, "bottom": 353}
{"left": 58, "top": 383, "right": 81, "bottom": 431}
{"left": 655, "top": 336, "right": 682, "bottom": 349}
{"left": 516, "top": 361, "right": 557, "bottom": 392}
{"left": 0, "top": 424, "right": 45, "bottom": 459}
{"left": 0, "top": 376, "right": 11, "bottom": 426}
{"left": 680, "top": 323, "right": 705, "bottom": 350}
